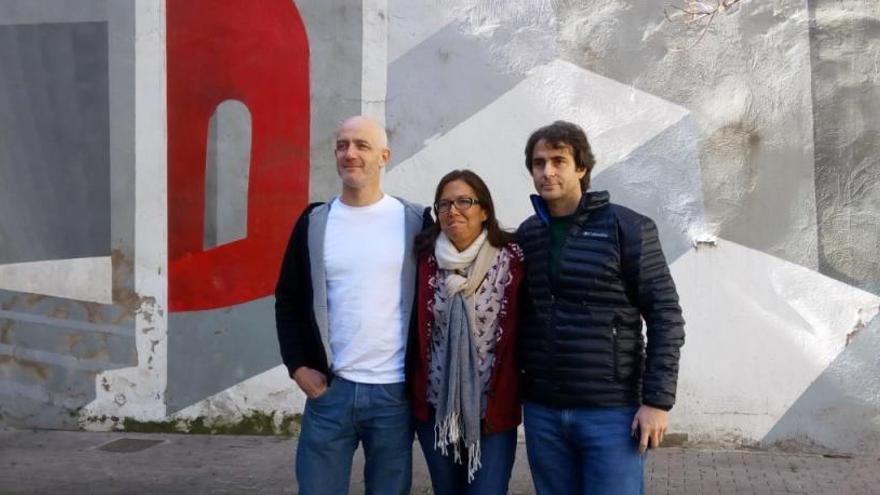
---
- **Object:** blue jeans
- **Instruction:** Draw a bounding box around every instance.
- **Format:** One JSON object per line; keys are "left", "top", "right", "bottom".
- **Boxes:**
{"left": 295, "top": 377, "right": 413, "bottom": 495}
{"left": 415, "top": 414, "right": 516, "bottom": 495}
{"left": 523, "top": 402, "right": 644, "bottom": 495}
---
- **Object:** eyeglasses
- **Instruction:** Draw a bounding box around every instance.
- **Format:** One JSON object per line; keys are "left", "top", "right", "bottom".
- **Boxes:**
{"left": 434, "top": 197, "right": 480, "bottom": 214}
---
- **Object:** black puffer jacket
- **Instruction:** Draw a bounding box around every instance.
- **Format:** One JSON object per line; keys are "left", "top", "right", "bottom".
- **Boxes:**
{"left": 516, "top": 191, "right": 685, "bottom": 410}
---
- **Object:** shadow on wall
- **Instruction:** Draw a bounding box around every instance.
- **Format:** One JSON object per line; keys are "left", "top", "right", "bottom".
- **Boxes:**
{"left": 762, "top": 314, "right": 880, "bottom": 455}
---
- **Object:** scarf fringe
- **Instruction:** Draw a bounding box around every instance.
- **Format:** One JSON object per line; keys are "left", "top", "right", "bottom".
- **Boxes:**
{"left": 434, "top": 412, "right": 483, "bottom": 484}
{"left": 434, "top": 412, "right": 462, "bottom": 462}
{"left": 467, "top": 441, "right": 482, "bottom": 483}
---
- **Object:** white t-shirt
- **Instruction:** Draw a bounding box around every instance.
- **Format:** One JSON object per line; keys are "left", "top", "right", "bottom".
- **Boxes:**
{"left": 324, "top": 195, "right": 407, "bottom": 384}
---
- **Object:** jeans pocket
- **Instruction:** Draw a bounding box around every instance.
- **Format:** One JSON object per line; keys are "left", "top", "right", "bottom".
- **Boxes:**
{"left": 374, "top": 382, "right": 408, "bottom": 406}
{"left": 307, "top": 379, "right": 335, "bottom": 405}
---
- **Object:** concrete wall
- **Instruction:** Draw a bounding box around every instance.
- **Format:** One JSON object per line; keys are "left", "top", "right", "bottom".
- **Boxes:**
{"left": 1, "top": 0, "right": 878, "bottom": 455}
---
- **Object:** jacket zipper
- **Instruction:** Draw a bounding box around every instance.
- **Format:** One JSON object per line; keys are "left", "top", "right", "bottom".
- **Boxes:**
{"left": 612, "top": 323, "right": 620, "bottom": 381}
{"left": 546, "top": 219, "right": 561, "bottom": 391}
{"left": 548, "top": 295, "right": 558, "bottom": 388}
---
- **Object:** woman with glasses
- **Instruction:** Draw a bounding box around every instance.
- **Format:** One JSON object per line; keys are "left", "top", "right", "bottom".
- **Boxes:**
{"left": 409, "top": 169, "right": 524, "bottom": 494}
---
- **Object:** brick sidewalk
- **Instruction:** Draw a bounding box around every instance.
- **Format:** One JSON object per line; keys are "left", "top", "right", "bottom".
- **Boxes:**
{"left": 1, "top": 429, "right": 878, "bottom": 494}
{"left": 646, "top": 448, "right": 880, "bottom": 495}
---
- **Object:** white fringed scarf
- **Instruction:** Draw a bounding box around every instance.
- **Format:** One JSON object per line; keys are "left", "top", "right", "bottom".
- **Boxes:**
{"left": 432, "top": 229, "right": 498, "bottom": 482}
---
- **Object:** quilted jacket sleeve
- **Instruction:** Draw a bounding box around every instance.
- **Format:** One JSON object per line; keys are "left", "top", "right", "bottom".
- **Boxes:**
{"left": 622, "top": 216, "right": 686, "bottom": 410}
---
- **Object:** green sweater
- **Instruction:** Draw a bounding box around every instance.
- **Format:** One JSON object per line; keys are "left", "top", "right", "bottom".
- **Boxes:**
{"left": 549, "top": 214, "right": 574, "bottom": 286}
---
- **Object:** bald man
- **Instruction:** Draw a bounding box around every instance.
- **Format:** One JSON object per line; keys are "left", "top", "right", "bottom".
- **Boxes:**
{"left": 275, "top": 116, "right": 431, "bottom": 494}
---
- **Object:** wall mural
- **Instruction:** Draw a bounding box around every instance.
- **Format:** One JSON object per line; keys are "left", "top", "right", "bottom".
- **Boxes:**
{"left": 0, "top": 0, "right": 878, "bottom": 455}
{"left": 165, "top": 0, "right": 309, "bottom": 412}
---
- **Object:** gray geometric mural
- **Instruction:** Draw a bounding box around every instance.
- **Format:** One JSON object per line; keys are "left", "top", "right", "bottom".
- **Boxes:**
{"left": 0, "top": 0, "right": 138, "bottom": 430}
{"left": 0, "top": 21, "right": 111, "bottom": 265}
{"left": 386, "top": 22, "right": 523, "bottom": 168}
{"left": 592, "top": 115, "right": 703, "bottom": 264}
{"left": 751, "top": 0, "right": 880, "bottom": 453}
{"left": 763, "top": 314, "right": 880, "bottom": 452}
{"left": 810, "top": 0, "right": 880, "bottom": 296}
{"left": 381, "top": 0, "right": 879, "bottom": 456}
{"left": 296, "top": 0, "right": 364, "bottom": 203}
{"left": 204, "top": 100, "right": 251, "bottom": 249}
{"left": 167, "top": 298, "right": 277, "bottom": 414}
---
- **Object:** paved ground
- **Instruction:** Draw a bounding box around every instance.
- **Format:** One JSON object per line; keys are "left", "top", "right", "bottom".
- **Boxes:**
{"left": 1, "top": 428, "right": 878, "bottom": 494}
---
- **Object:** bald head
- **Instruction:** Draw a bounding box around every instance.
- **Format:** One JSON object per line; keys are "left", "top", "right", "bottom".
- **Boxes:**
{"left": 337, "top": 116, "right": 388, "bottom": 150}
{"left": 334, "top": 116, "right": 392, "bottom": 203}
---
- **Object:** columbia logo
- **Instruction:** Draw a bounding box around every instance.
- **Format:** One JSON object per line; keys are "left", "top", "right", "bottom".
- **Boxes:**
{"left": 581, "top": 231, "right": 609, "bottom": 238}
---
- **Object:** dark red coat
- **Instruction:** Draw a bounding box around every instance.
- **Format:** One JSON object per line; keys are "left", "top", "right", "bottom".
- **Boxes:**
{"left": 409, "top": 242, "right": 525, "bottom": 434}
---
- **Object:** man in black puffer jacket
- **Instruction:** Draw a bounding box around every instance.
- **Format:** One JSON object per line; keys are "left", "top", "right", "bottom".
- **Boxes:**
{"left": 517, "top": 121, "right": 685, "bottom": 495}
